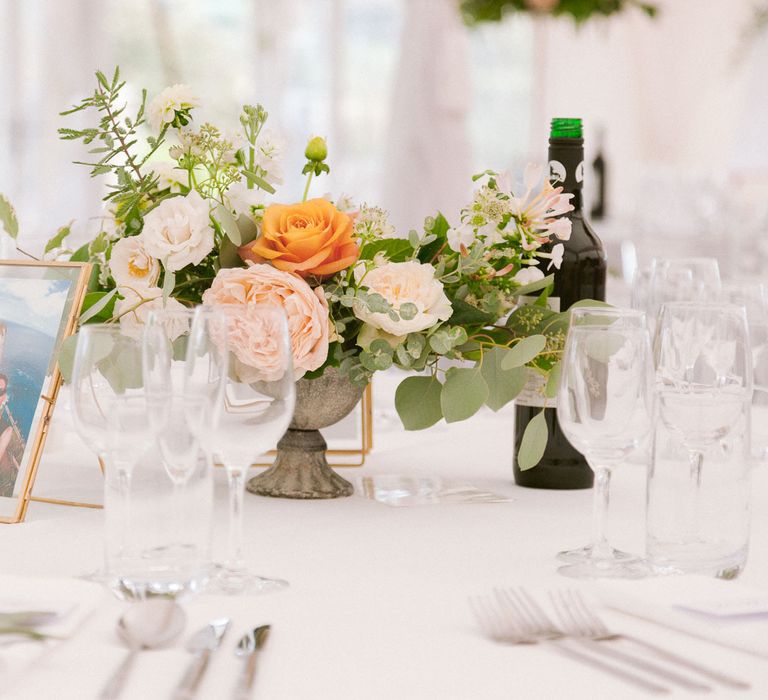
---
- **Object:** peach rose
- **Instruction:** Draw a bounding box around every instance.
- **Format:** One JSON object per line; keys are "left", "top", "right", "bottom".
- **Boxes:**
{"left": 202, "top": 263, "right": 329, "bottom": 379}
{"left": 241, "top": 198, "right": 359, "bottom": 278}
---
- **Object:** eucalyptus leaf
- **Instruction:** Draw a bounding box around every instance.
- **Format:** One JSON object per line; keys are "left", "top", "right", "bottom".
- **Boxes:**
{"left": 79, "top": 288, "right": 118, "bottom": 324}
{"left": 513, "top": 273, "right": 554, "bottom": 297}
{"left": 236, "top": 214, "right": 260, "bottom": 246}
{"left": 44, "top": 223, "right": 73, "bottom": 254}
{"left": 162, "top": 268, "right": 176, "bottom": 301}
{"left": 501, "top": 335, "right": 547, "bottom": 370}
{"left": 441, "top": 366, "right": 488, "bottom": 423}
{"left": 395, "top": 375, "right": 443, "bottom": 430}
{"left": 448, "top": 299, "right": 495, "bottom": 326}
{"left": 517, "top": 409, "right": 548, "bottom": 471}
{"left": 544, "top": 362, "right": 561, "bottom": 399}
{"left": 360, "top": 238, "right": 412, "bottom": 263}
{"left": 480, "top": 348, "right": 527, "bottom": 412}
{"left": 0, "top": 193, "right": 19, "bottom": 239}
{"left": 215, "top": 203, "right": 242, "bottom": 246}
{"left": 218, "top": 237, "right": 243, "bottom": 269}
{"left": 242, "top": 170, "right": 276, "bottom": 194}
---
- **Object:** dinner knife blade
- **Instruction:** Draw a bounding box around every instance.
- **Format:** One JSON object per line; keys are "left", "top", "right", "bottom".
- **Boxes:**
{"left": 172, "top": 617, "right": 231, "bottom": 700}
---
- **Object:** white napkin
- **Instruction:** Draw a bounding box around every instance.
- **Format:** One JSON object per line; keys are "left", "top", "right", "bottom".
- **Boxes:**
{"left": 0, "top": 574, "right": 108, "bottom": 692}
{"left": 598, "top": 576, "right": 768, "bottom": 659}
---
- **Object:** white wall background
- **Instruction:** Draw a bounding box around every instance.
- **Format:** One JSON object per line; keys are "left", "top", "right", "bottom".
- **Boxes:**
{"left": 1, "top": 0, "right": 767, "bottom": 275}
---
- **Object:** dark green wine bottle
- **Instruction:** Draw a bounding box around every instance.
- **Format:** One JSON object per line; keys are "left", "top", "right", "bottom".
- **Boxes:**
{"left": 513, "top": 118, "right": 607, "bottom": 489}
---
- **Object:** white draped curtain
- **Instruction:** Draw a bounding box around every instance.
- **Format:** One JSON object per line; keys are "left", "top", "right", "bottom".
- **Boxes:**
{"left": 1, "top": 0, "right": 767, "bottom": 264}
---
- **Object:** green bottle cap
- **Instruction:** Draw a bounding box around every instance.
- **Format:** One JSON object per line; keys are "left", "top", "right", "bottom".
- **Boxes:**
{"left": 550, "top": 118, "right": 583, "bottom": 139}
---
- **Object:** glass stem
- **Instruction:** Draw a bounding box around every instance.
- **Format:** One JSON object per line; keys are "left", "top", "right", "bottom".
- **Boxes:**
{"left": 687, "top": 449, "right": 704, "bottom": 538}
{"left": 225, "top": 467, "right": 246, "bottom": 572}
{"left": 589, "top": 467, "right": 613, "bottom": 561}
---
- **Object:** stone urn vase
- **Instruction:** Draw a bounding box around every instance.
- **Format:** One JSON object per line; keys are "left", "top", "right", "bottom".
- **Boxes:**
{"left": 246, "top": 367, "right": 365, "bottom": 499}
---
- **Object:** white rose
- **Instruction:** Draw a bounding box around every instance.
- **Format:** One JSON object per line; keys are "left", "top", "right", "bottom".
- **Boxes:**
{"left": 513, "top": 267, "right": 545, "bottom": 284}
{"left": 115, "top": 288, "right": 188, "bottom": 341}
{"left": 353, "top": 260, "right": 452, "bottom": 336}
{"left": 141, "top": 190, "right": 214, "bottom": 272}
{"left": 225, "top": 179, "right": 265, "bottom": 219}
{"left": 109, "top": 236, "right": 161, "bottom": 289}
{"left": 150, "top": 162, "right": 185, "bottom": 193}
{"left": 148, "top": 84, "right": 200, "bottom": 131}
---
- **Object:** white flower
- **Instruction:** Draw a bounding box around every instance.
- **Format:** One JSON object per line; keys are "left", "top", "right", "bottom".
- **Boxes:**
{"left": 148, "top": 84, "right": 200, "bottom": 131}
{"left": 353, "top": 260, "right": 452, "bottom": 336}
{"left": 109, "top": 236, "right": 161, "bottom": 289}
{"left": 115, "top": 287, "right": 188, "bottom": 341}
{"left": 254, "top": 129, "right": 285, "bottom": 185}
{"left": 150, "top": 162, "right": 185, "bottom": 193}
{"left": 354, "top": 204, "right": 397, "bottom": 240}
{"left": 225, "top": 179, "right": 265, "bottom": 219}
{"left": 548, "top": 243, "right": 565, "bottom": 270}
{"left": 545, "top": 217, "right": 572, "bottom": 241}
{"left": 513, "top": 267, "right": 545, "bottom": 284}
{"left": 141, "top": 190, "right": 214, "bottom": 272}
{"left": 510, "top": 163, "right": 574, "bottom": 244}
{"left": 447, "top": 224, "right": 476, "bottom": 253}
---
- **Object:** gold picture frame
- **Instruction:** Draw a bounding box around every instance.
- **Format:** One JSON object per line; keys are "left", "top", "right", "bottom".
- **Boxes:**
{"left": 0, "top": 259, "right": 91, "bottom": 523}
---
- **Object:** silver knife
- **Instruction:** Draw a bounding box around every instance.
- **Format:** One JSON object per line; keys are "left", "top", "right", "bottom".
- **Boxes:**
{"left": 233, "top": 625, "right": 270, "bottom": 699}
{"left": 172, "top": 618, "right": 230, "bottom": 700}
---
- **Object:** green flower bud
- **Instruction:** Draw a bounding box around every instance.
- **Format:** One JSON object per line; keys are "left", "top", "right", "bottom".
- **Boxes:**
{"left": 305, "top": 136, "right": 328, "bottom": 162}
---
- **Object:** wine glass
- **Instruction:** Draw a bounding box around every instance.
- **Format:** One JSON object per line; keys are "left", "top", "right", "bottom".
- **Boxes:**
{"left": 70, "top": 324, "right": 156, "bottom": 583}
{"left": 556, "top": 307, "right": 653, "bottom": 578}
{"left": 654, "top": 302, "right": 753, "bottom": 541}
{"left": 143, "top": 308, "right": 207, "bottom": 556}
{"left": 186, "top": 304, "right": 296, "bottom": 595}
{"left": 647, "top": 257, "right": 721, "bottom": 332}
{"left": 721, "top": 282, "right": 768, "bottom": 463}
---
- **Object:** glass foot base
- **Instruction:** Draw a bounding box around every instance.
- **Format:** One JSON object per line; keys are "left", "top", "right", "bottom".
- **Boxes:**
{"left": 557, "top": 557, "right": 650, "bottom": 580}
{"left": 557, "top": 544, "right": 638, "bottom": 564}
{"left": 206, "top": 564, "right": 289, "bottom": 596}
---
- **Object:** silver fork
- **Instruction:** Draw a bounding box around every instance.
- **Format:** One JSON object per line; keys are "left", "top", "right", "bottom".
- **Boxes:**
{"left": 470, "top": 593, "right": 670, "bottom": 694}
{"left": 549, "top": 589, "right": 750, "bottom": 691}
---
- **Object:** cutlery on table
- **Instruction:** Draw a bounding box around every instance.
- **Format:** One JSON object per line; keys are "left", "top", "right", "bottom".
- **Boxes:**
{"left": 0, "top": 610, "right": 60, "bottom": 627}
{"left": 99, "top": 599, "right": 186, "bottom": 700}
{"left": 547, "top": 589, "right": 750, "bottom": 690}
{"left": 172, "top": 617, "right": 231, "bottom": 700}
{"left": 470, "top": 594, "right": 670, "bottom": 695}
{"left": 233, "top": 625, "right": 270, "bottom": 699}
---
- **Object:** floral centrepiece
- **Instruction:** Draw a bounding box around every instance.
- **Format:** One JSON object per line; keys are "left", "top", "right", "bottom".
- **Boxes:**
{"left": 35, "top": 67, "right": 594, "bottom": 468}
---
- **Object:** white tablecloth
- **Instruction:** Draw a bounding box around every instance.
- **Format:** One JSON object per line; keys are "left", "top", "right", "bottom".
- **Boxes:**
{"left": 3, "top": 374, "right": 768, "bottom": 699}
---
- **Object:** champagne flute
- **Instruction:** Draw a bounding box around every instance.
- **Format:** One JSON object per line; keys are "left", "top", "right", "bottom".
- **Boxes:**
{"left": 721, "top": 282, "right": 768, "bottom": 463}
{"left": 647, "top": 257, "right": 721, "bottom": 332}
{"left": 70, "top": 324, "right": 155, "bottom": 582}
{"left": 556, "top": 307, "right": 652, "bottom": 578}
{"left": 187, "top": 304, "right": 296, "bottom": 595}
{"left": 654, "top": 302, "right": 753, "bottom": 541}
{"left": 143, "top": 308, "right": 205, "bottom": 554}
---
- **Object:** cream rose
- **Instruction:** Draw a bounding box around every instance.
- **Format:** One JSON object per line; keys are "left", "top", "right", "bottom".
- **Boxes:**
{"left": 202, "top": 264, "right": 329, "bottom": 379}
{"left": 109, "top": 236, "right": 160, "bottom": 289}
{"left": 354, "top": 260, "right": 452, "bottom": 336}
{"left": 141, "top": 190, "right": 214, "bottom": 272}
{"left": 115, "top": 288, "right": 188, "bottom": 341}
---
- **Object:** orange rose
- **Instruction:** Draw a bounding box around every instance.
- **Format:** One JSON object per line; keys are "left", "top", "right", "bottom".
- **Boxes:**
{"left": 242, "top": 198, "right": 359, "bottom": 278}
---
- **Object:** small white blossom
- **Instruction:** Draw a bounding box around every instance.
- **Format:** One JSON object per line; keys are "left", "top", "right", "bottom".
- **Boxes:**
{"left": 148, "top": 84, "right": 200, "bottom": 131}
{"left": 150, "top": 161, "right": 185, "bottom": 193}
{"left": 447, "top": 224, "right": 476, "bottom": 253}
{"left": 514, "top": 267, "right": 545, "bottom": 284}
{"left": 225, "top": 179, "right": 266, "bottom": 220}
{"left": 354, "top": 204, "right": 396, "bottom": 240}
{"left": 548, "top": 243, "right": 565, "bottom": 270}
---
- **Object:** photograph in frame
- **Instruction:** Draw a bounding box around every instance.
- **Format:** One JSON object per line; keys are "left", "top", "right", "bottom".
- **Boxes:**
{"left": 0, "top": 260, "right": 90, "bottom": 523}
